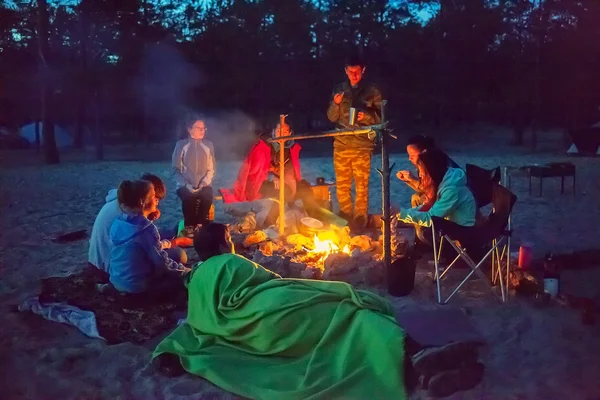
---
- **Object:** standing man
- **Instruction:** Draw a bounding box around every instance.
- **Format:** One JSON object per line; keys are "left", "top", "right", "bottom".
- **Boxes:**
{"left": 327, "top": 54, "right": 382, "bottom": 229}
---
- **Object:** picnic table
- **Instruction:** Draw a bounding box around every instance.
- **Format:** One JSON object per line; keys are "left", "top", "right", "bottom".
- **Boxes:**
{"left": 506, "top": 162, "right": 576, "bottom": 197}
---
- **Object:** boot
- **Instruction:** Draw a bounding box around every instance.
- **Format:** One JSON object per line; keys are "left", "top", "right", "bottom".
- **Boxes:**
{"left": 427, "top": 362, "right": 485, "bottom": 397}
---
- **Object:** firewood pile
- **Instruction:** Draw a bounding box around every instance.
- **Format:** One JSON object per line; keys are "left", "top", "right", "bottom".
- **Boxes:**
{"left": 227, "top": 210, "right": 409, "bottom": 287}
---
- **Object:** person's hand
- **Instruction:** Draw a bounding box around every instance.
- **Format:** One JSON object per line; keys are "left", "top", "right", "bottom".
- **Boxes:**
{"left": 273, "top": 177, "right": 280, "bottom": 190}
{"left": 357, "top": 111, "right": 366, "bottom": 121}
{"left": 333, "top": 92, "right": 344, "bottom": 105}
{"left": 187, "top": 183, "right": 201, "bottom": 193}
{"left": 396, "top": 170, "right": 411, "bottom": 181}
{"left": 147, "top": 209, "right": 161, "bottom": 221}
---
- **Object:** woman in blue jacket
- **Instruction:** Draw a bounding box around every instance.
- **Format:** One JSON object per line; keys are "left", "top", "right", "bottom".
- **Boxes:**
{"left": 397, "top": 135, "right": 460, "bottom": 210}
{"left": 396, "top": 148, "right": 477, "bottom": 247}
{"left": 109, "top": 180, "right": 190, "bottom": 296}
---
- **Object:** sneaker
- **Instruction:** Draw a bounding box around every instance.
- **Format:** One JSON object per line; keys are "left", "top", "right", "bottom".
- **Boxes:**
{"left": 152, "top": 353, "right": 185, "bottom": 377}
{"left": 412, "top": 341, "right": 480, "bottom": 378}
{"left": 427, "top": 362, "right": 485, "bottom": 397}
{"left": 182, "top": 226, "right": 196, "bottom": 238}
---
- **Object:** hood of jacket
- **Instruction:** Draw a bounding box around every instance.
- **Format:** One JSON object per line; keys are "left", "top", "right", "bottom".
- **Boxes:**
{"left": 105, "top": 189, "right": 118, "bottom": 203}
{"left": 110, "top": 212, "right": 153, "bottom": 247}
{"left": 438, "top": 167, "right": 467, "bottom": 192}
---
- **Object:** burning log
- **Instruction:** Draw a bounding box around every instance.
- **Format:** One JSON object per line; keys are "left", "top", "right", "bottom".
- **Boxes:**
{"left": 259, "top": 241, "right": 274, "bottom": 256}
{"left": 238, "top": 221, "right": 388, "bottom": 287}
{"left": 349, "top": 235, "right": 374, "bottom": 252}
{"left": 286, "top": 234, "right": 314, "bottom": 250}
{"left": 245, "top": 230, "right": 268, "bottom": 246}
{"left": 327, "top": 225, "right": 352, "bottom": 248}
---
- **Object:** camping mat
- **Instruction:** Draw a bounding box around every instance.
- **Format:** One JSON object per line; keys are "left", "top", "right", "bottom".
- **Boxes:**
{"left": 39, "top": 267, "right": 185, "bottom": 345}
{"left": 395, "top": 308, "right": 484, "bottom": 348}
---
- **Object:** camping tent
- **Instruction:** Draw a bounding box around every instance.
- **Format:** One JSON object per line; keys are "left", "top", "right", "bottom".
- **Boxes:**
{"left": 567, "top": 123, "right": 600, "bottom": 156}
{"left": 19, "top": 122, "right": 74, "bottom": 148}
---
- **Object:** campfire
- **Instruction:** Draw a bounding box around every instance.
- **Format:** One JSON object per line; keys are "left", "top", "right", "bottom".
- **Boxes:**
{"left": 302, "top": 235, "right": 351, "bottom": 267}
{"left": 313, "top": 235, "right": 351, "bottom": 256}
{"left": 229, "top": 210, "right": 398, "bottom": 286}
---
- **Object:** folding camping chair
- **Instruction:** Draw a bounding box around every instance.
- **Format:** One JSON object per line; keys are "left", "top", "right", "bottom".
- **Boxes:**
{"left": 431, "top": 167, "right": 517, "bottom": 304}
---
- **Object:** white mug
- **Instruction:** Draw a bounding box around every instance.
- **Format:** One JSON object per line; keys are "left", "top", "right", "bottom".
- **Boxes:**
{"left": 544, "top": 278, "right": 559, "bottom": 298}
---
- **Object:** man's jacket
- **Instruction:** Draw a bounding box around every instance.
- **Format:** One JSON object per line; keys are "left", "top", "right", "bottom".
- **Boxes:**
{"left": 327, "top": 81, "right": 383, "bottom": 151}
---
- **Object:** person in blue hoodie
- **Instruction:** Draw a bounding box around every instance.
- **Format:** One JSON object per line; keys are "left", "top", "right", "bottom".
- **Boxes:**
{"left": 88, "top": 173, "right": 187, "bottom": 281}
{"left": 396, "top": 148, "right": 477, "bottom": 247}
{"left": 172, "top": 115, "right": 216, "bottom": 238}
{"left": 109, "top": 180, "right": 190, "bottom": 295}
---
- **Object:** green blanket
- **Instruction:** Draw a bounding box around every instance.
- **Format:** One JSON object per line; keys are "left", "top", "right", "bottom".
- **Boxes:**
{"left": 153, "top": 254, "right": 407, "bottom": 400}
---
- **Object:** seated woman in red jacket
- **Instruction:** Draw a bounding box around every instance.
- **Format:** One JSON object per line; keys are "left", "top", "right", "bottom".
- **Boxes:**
{"left": 221, "top": 122, "right": 303, "bottom": 203}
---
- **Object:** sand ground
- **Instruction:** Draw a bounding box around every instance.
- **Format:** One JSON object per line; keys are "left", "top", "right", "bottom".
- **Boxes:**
{"left": 1, "top": 127, "right": 599, "bottom": 399}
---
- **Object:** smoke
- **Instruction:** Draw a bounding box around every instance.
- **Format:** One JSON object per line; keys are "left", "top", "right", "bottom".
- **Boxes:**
{"left": 135, "top": 42, "right": 260, "bottom": 160}
{"left": 135, "top": 42, "right": 205, "bottom": 140}
{"left": 197, "top": 110, "right": 259, "bottom": 161}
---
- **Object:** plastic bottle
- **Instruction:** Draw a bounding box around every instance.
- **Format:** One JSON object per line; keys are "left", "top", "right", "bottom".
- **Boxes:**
{"left": 543, "top": 253, "right": 560, "bottom": 298}
{"left": 209, "top": 204, "right": 215, "bottom": 222}
{"left": 518, "top": 243, "right": 533, "bottom": 269}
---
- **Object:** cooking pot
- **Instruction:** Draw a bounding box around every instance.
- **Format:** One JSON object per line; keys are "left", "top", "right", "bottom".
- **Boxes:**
{"left": 299, "top": 217, "right": 324, "bottom": 238}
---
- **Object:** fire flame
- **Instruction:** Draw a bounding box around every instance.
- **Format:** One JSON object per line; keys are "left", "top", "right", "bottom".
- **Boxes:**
{"left": 311, "top": 235, "right": 351, "bottom": 257}
{"left": 289, "top": 231, "right": 352, "bottom": 269}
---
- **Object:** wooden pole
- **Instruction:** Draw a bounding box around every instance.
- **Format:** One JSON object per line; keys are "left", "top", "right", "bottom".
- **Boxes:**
{"left": 268, "top": 120, "right": 391, "bottom": 237}
{"left": 278, "top": 115, "right": 286, "bottom": 236}
{"left": 379, "top": 100, "right": 392, "bottom": 276}
{"left": 266, "top": 124, "right": 388, "bottom": 143}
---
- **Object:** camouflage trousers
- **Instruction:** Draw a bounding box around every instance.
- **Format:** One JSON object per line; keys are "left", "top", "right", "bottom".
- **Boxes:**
{"left": 333, "top": 148, "right": 372, "bottom": 219}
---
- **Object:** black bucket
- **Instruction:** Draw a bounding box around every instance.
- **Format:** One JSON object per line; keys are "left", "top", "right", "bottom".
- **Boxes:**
{"left": 387, "top": 255, "right": 417, "bottom": 297}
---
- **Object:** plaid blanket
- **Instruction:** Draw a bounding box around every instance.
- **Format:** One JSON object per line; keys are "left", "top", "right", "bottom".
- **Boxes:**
{"left": 38, "top": 267, "right": 186, "bottom": 345}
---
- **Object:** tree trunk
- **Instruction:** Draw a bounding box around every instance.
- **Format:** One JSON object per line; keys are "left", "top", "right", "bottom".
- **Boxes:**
{"left": 38, "top": 0, "right": 60, "bottom": 164}
{"left": 433, "top": 0, "right": 446, "bottom": 129}
{"left": 95, "top": 91, "right": 104, "bottom": 161}
{"left": 532, "top": 0, "right": 546, "bottom": 150}
{"left": 142, "top": 0, "right": 150, "bottom": 148}
{"left": 510, "top": 0, "right": 528, "bottom": 147}
{"left": 510, "top": 83, "right": 526, "bottom": 146}
{"left": 74, "top": 0, "right": 89, "bottom": 149}
{"left": 511, "top": 104, "right": 525, "bottom": 146}
{"left": 35, "top": 120, "right": 41, "bottom": 152}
